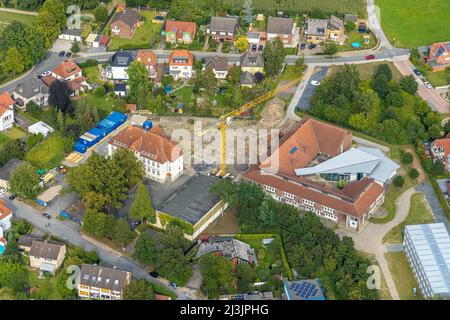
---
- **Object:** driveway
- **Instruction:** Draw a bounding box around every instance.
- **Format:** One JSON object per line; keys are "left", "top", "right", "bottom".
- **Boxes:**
{"left": 415, "top": 182, "right": 450, "bottom": 233}
{"left": 295, "top": 66, "right": 329, "bottom": 111}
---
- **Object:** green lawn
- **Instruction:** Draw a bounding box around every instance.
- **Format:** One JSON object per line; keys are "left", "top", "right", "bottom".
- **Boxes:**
{"left": 330, "top": 62, "right": 403, "bottom": 82}
{"left": 385, "top": 252, "right": 423, "bottom": 300}
{"left": 0, "top": 127, "right": 26, "bottom": 147}
{"left": 82, "top": 94, "right": 116, "bottom": 115}
{"left": 25, "top": 134, "right": 67, "bottom": 169}
{"left": 425, "top": 69, "right": 450, "bottom": 88}
{"left": 83, "top": 65, "right": 102, "bottom": 84}
{"left": 376, "top": 0, "right": 450, "bottom": 47}
{"left": 339, "top": 31, "right": 376, "bottom": 52}
{"left": 0, "top": 11, "right": 37, "bottom": 26}
{"left": 383, "top": 193, "right": 435, "bottom": 243}
{"left": 173, "top": 86, "right": 193, "bottom": 105}
{"left": 108, "top": 10, "right": 162, "bottom": 51}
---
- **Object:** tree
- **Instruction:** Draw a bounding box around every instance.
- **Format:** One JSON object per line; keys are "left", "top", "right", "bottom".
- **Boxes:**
{"left": 71, "top": 41, "right": 80, "bottom": 54}
{"left": 127, "top": 60, "right": 152, "bottom": 109}
{"left": 133, "top": 233, "right": 158, "bottom": 266}
{"left": 372, "top": 74, "right": 390, "bottom": 99}
{"left": 159, "top": 223, "right": 187, "bottom": 250}
{"left": 124, "top": 279, "right": 155, "bottom": 300}
{"left": 199, "top": 254, "right": 234, "bottom": 299}
{"left": 112, "top": 218, "right": 134, "bottom": 247}
{"left": 263, "top": 38, "right": 285, "bottom": 77}
{"left": 242, "top": 0, "right": 255, "bottom": 25}
{"left": 48, "top": 80, "right": 73, "bottom": 114}
{"left": 401, "top": 152, "right": 413, "bottom": 164}
{"left": 93, "top": 4, "right": 108, "bottom": 23}
{"left": 408, "top": 168, "right": 419, "bottom": 179}
{"left": 236, "top": 263, "right": 257, "bottom": 292}
{"left": 0, "top": 140, "right": 24, "bottom": 167}
{"left": 36, "top": 0, "right": 66, "bottom": 47}
{"left": 375, "top": 64, "right": 393, "bottom": 81}
{"left": 257, "top": 198, "right": 277, "bottom": 229}
{"left": 337, "top": 179, "right": 347, "bottom": 189}
{"left": 393, "top": 175, "right": 405, "bottom": 187}
{"left": 82, "top": 208, "right": 107, "bottom": 237}
{"left": 110, "top": 148, "right": 144, "bottom": 189}
{"left": 130, "top": 183, "right": 155, "bottom": 224}
{"left": 0, "top": 262, "right": 29, "bottom": 295}
{"left": 430, "top": 160, "right": 445, "bottom": 175}
{"left": 157, "top": 247, "right": 191, "bottom": 284}
{"left": 2, "top": 47, "right": 25, "bottom": 76}
{"left": 254, "top": 72, "right": 264, "bottom": 83}
{"left": 345, "top": 21, "right": 356, "bottom": 32}
{"left": 9, "top": 162, "right": 41, "bottom": 199}
{"left": 324, "top": 43, "right": 338, "bottom": 56}
{"left": 235, "top": 34, "right": 249, "bottom": 53}
{"left": 228, "top": 65, "right": 242, "bottom": 84}
{"left": 400, "top": 75, "right": 418, "bottom": 94}
{"left": 385, "top": 91, "right": 404, "bottom": 108}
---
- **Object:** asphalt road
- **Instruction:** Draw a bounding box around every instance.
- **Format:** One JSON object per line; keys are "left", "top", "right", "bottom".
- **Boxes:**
{"left": 295, "top": 66, "right": 329, "bottom": 110}
{"left": 416, "top": 182, "right": 450, "bottom": 233}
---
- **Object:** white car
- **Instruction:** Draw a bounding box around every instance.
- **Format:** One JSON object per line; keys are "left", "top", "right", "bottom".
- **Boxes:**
{"left": 424, "top": 81, "right": 433, "bottom": 89}
{"left": 311, "top": 80, "right": 321, "bottom": 86}
{"left": 0, "top": 188, "right": 6, "bottom": 196}
{"left": 40, "top": 71, "right": 51, "bottom": 77}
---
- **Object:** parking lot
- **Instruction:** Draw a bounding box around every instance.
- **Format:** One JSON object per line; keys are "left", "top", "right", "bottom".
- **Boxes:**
{"left": 296, "top": 66, "right": 329, "bottom": 110}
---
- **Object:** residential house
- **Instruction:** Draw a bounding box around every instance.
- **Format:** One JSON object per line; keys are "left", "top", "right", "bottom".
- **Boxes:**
{"left": 304, "top": 18, "right": 328, "bottom": 44}
{"left": 44, "top": 60, "right": 89, "bottom": 95}
{"left": 240, "top": 51, "right": 264, "bottom": 74}
{"left": 135, "top": 49, "right": 158, "bottom": 78}
{"left": 240, "top": 71, "right": 255, "bottom": 88}
{"left": 428, "top": 42, "right": 450, "bottom": 72}
{"left": 106, "top": 51, "right": 135, "bottom": 80}
{"left": 403, "top": 223, "right": 450, "bottom": 299}
{"left": 0, "top": 92, "right": 14, "bottom": 132}
{"left": 13, "top": 78, "right": 49, "bottom": 109}
{"left": 114, "top": 83, "right": 127, "bottom": 97}
{"left": 203, "top": 56, "right": 229, "bottom": 79}
{"left": 206, "top": 16, "right": 239, "bottom": 42}
{"left": 0, "top": 200, "right": 12, "bottom": 234}
{"left": 169, "top": 49, "right": 193, "bottom": 80}
{"left": 78, "top": 264, "right": 131, "bottom": 300}
{"left": 243, "top": 118, "right": 386, "bottom": 230}
{"left": 110, "top": 8, "right": 141, "bottom": 39}
{"left": 266, "top": 16, "right": 297, "bottom": 48}
{"left": 165, "top": 20, "right": 197, "bottom": 44}
{"left": 246, "top": 31, "right": 266, "bottom": 51}
{"left": 108, "top": 125, "right": 184, "bottom": 182}
{"left": 284, "top": 279, "right": 326, "bottom": 300}
{"left": 29, "top": 239, "right": 66, "bottom": 275}
{"left": 0, "top": 158, "right": 23, "bottom": 190}
{"left": 195, "top": 237, "right": 257, "bottom": 265}
{"left": 431, "top": 136, "right": 450, "bottom": 171}
{"left": 18, "top": 234, "right": 44, "bottom": 253}
{"left": 327, "top": 15, "right": 345, "bottom": 44}
{"left": 58, "top": 29, "right": 82, "bottom": 43}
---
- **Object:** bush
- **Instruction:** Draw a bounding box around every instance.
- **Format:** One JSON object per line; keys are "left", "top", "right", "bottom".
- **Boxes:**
{"left": 401, "top": 152, "right": 414, "bottom": 164}
{"left": 408, "top": 168, "right": 419, "bottom": 179}
{"left": 393, "top": 175, "right": 405, "bottom": 187}
{"left": 95, "top": 86, "right": 106, "bottom": 97}
{"left": 336, "top": 180, "right": 347, "bottom": 189}
{"left": 430, "top": 160, "right": 445, "bottom": 175}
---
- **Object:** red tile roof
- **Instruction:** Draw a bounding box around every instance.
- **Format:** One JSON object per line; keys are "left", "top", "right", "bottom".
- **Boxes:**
{"left": 0, "top": 200, "right": 12, "bottom": 221}
{"left": 100, "top": 35, "right": 110, "bottom": 45}
{"left": 135, "top": 50, "right": 157, "bottom": 66}
{"left": 169, "top": 50, "right": 193, "bottom": 66}
{"left": 0, "top": 92, "right": 14, "bottom": 117}
{"left": 109, "top": 125, "right": 183, "bottom": 164}
{"left": 52, "top": 60, "right": 82, "bottom": 79}
{"left": 165, "top": 20, "right": 197, "bottom": 39}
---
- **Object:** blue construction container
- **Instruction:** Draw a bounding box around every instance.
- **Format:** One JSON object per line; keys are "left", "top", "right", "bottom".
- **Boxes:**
{"left": 98, "top": 119, "right": 116, "bottom": 130}
{"left": 88, "top": 127, "right": 107, "bottom": 139}
{"left": 143, "top": 120, "right": 153, "bottom": 131}
{"left": 106, "top": 112, "right": 127, "bottom": 129}
{"left": 78, "top": 132, "right": 98, "bottom": 147}
{"left": 74, "top": 142, "right": 88, "bottom": 154}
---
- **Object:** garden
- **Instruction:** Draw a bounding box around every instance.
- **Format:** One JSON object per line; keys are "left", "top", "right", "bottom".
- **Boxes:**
{"left": 24, "top": 133, "right": 67, "bottom": 170}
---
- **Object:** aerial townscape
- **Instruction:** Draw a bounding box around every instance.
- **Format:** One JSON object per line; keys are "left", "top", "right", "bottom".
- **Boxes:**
{"left": 0, "top": 0, "right": 449, "bottom": 305}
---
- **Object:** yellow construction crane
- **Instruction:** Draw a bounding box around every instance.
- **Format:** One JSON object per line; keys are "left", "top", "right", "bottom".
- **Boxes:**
{"left": 201, "top": 76, "right": 303, "bottom": 177}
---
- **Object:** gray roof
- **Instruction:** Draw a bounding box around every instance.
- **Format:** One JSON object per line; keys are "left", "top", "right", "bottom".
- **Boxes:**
{"left": 0, "top": 158, "right": 23, "bottom": 181}
{"left": 240, "top": 71, "right": 254, "bottom": 85}
{"left": 156, "top": 174, "right": 221, "bottom": 225}
{"left": 205, "top": 56, "right": 228, "bottom": 72}
{"left": 195, "top": 237, "right": 257, "bottom": 263}
{"left": 328, "top": 15, "right": 344, "bottom": 30}
{"left": 18, "top": 234, "right": 43, "bottom": 248}
{"left": 404, "top": 223, "right": 450, "bottom": 297}
{"left": 294, "top": 147, "right": 399, "bottom": 184}
{"left": 79, "top": 264, "right": 131, "bottom": 292}
{"left": 305, "top": 19, "right": 328, "bottom": 36}
{"left": 240, "top": 51, "right": 264, "bottom": 68}
{"left": 14, "top": 78, "right": 48, "bottom": 99}
{"left": 344, "top": 14, "right": 358, "bottom": 22}
{"left": 266, "top": 16, "right": 294, "bottom": 35}
{"left": 29, "top": 240, "right": 65, "bottom": 260}
{"left": 111, "top": 9, "right": 140, "bottom": 29}
{"left": 246, "top": 32, "right": 261, "bottom": 40}
{"left": 111, "top": 51, "right": 135, "bottom": 67}
{"left": 208, "top": 16, "right": 238, "bottom": 33}
{"left": 61, "top": 29, "right": 82, "bottom": 36}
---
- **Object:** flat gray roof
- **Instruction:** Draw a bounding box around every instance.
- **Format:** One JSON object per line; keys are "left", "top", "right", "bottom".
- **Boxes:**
{"left": 0, "top": 158, "right": 23, "bottom": 181}
{"left": 157, "top": 174, "right": 221, "bottom": 225}
{"left": 405, "top": 223, "right": 450, "bottom": 296}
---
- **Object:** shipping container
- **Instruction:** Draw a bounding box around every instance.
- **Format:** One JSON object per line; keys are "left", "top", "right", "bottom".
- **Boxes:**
{"left": 74, "top": 142, "right": 88, "bottom": 154}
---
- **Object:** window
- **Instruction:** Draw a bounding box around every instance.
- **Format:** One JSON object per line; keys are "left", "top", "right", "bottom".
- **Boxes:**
{"left": 321, "top": 205, "right": 334, "bottom": 214}
{"left": 282, "top": 191, "right": 295, "bottom": 200}
{"left": 265, "top": 185, "right": 276, "bottom": 193}
{"left": 303, "top": 199, "right": 315, "bottom": 207}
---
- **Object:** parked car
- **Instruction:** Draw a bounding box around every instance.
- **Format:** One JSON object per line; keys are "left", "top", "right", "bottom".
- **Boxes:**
{"left": 311, "top": 80, "right": 321, "bottom": 86}
{"left": 59, "top": 51, "right": 65, "bottom": 57}
{"left": 0, "top": 188, "right": 5, "bottom": 196}
{"left": 40, "top": 71, "right": 51, "bottom": 77}
{"left": 365, "top": 54, "right": 376, "bottom": 60}
{"left": 169, "top": 282, "right": 178, "bottom": 288}
{"left": 65, "top": 51, "right": 72, "bottom": 58}
{"left": 308, "top": 44, "right": 317, "bottom": 50}
{"left": 424, "top": 81, "right": 433, "bottom": 89}
{"left": 43, "top": 213, "right": 52, "bottom": 219}
{"left": 9, "top": 194, "right": 17, "bottom": 201}
{"left": 149, "top": 271, "right": 159, "bottom": 278}
{"left": 413, "top": 69, "right": 422, "bottom": 77}
{"left": 300, "top": 43, "right": 306, "bottom": 50}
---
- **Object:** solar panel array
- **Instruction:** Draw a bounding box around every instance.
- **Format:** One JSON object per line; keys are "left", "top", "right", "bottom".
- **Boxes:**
{"left": 289, "top": 282, "right": 319, "bottom": 299}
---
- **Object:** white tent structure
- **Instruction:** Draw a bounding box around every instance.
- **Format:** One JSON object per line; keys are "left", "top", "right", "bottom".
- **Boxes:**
{"left": 28, "top": 121, "right": 54, "bottom": 138}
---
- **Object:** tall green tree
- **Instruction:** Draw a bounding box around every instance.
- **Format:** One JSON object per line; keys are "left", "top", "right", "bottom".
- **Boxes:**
{"left": 133, "top": 233, "right": 158, "bottom": 266}
{"left": 236, "top": 263, "right": 257, "bottom": 293}
{"left": 263, "top": 38, "right": 286, "bottom": 77}
{"left": 199, "top": 254, "right": 234, "bottom": 299}
{"left": 112, "top": 218, "right": 134, "bottom": 247}
{"left": 124, "top": 279, "right": 155, "bottom": 300}
{"left": 127, "top": 60, "right": 152, "bottom": 109}
{"left": 2, "top": 47, "right": 25, "bottom": 76}
{"left": 9, "top": 162, "right": 41, "bottom": 199}
{"left": 82, "top": 208, "right": 107, "bottom": 238}
{"left": 110, "top": 148, "right": 144, "bottom": 189}
{"left": 242, "top": 0, "right": 255, "bottom": 25}
{"left": 130, "top": 183, "right": 155, "bottom": 224}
